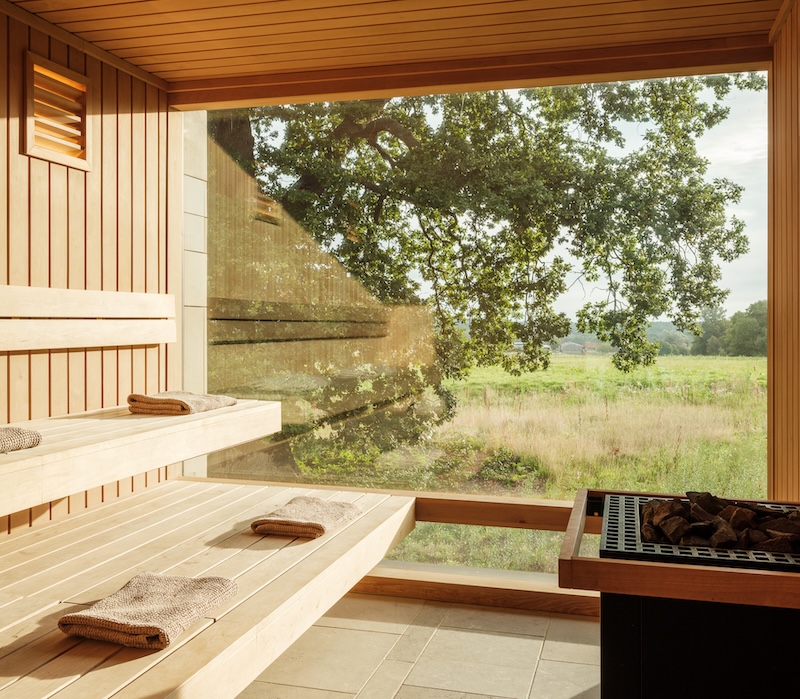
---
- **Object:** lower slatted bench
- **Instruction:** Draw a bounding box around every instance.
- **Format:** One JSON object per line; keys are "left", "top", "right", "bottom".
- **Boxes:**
{"left": 0, "top": 478, "right": 416, "bottom": 699}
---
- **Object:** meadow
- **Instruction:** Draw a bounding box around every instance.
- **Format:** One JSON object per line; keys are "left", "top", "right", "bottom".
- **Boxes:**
{"left": 293, "top": 354, "right": 768, "bottom": 572}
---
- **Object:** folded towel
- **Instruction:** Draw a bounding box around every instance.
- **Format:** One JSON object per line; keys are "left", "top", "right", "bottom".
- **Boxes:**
{"left": 57, "top": 573, "right": 237, "bottom": 650}
{"left": 0, "top": 426, "right": 42, "bottom": 453}
{"left": 127, "top": 391, "right": 237, "bottom": 415}
{"left": 251, "top": 496, "right": 361, "bottom": 538}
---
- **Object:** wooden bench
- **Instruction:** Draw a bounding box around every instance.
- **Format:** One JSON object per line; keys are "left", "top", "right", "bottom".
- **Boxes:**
{"left": 0, "top": 283, "right": 417, "bottom": 697}
{"left": 0, "top": 399, "right": 282, "bottom": 516}
{"left": 0, "top": 479, "right": 415, "bottom": 698}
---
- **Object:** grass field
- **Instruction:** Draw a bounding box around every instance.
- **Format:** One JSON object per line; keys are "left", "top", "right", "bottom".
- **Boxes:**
{"left": 293, "top": 354, "right": 767, "bottom": 572}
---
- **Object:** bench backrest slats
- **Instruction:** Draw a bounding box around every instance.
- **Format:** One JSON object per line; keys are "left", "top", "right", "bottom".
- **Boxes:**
{"left": 0, "top": 285, "right": 176, "bottom": 351}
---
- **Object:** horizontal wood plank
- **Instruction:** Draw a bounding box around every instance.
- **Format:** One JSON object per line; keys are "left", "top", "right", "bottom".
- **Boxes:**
{"left": 209, "top": 319, "right": 388, "bottom": 344}
{"left": 0, "top": 285, "right": 175, "bottom": 318}
{"left": 355, "top": 560, "right": 600, "bottom": 616}
{"left": 0, "top": 318, "right": 176, "bottom": 350}
{"left": 0, "top": 286, "right": 176, "bottom": 351}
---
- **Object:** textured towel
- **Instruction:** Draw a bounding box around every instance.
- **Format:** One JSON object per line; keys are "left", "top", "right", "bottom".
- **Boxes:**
{"left": 0, "top": 426, "right": 42, "bottom": 453}
{"left": 57, "top": 573, "right": 237, "bottom": 650}
{"left": 127, "top": 391, "right": 237, "bottom": 415}
{"left": 251, "top": 496, "right": 361, "bottom": 538}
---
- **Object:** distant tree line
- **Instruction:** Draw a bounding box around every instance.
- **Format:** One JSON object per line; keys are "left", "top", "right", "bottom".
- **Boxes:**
{"left": 556, "top": 300, "right": 767, "bottom": 357}
{"left": 691, "top": 301, "right": 767, "bottom": 356}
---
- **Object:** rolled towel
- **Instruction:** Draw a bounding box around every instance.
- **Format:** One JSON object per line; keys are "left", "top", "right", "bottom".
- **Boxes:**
{"left": 127, "top": 391, "right": 237, "bottom": 415}
{"left": 251, "top": 496, "right": 361, "bottom": 538}
{"left": 58, "top": 572, "right": 238, "bottom": 650}
{"left": 0, "top": 426, "right": 42, "bottom": 453}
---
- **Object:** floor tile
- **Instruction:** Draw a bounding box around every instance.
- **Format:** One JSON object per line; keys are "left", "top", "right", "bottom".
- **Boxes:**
{"left": 396, "top": 687, "right": 510, "bottom": 699}
{"left": 318, "top": 594, "right": 424, "bottom": 634}
{"left": 541, "top": 615, "right": 600, "bottom": 666}
{"left": 356, "top": 659, "right": 413, "bottom": 698}
{"left": 257, "top": 626, "right": 400, "bottom": 694}
{"left": 421, "top": 627, "right": 542, "bottom": 669}
{"left": 387, "top": 601, "right": 450, "bottom": 663}
{"left": 237, "top": 683, "right": 354, "bottom": 698}
{"left": 528, "top": 659, "right": 600, "bottom": 698}
{"left": 441, "top": 604, "right": 550, "bottom": 638}
{"left": 406, "top": 657, "right": 533, "bottom": 699}
{"left": 405, "top": 627, "right": 541, "bottom": 698}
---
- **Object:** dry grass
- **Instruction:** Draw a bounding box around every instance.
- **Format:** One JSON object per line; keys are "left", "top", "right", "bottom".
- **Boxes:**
{"left": 441, "top": 391, "right": 745, "bottom": 475}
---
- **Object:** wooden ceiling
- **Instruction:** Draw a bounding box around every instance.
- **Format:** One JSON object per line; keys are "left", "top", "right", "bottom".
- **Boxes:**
{"left": 2, "top": 0, "right": 787, "bottom": 108}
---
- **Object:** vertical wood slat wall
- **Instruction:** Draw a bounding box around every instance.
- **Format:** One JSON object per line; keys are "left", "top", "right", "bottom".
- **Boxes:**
{"left": 770, "top": 3, "right": 800, "bottom": 502}
{"left": 0, "top": 15, "right": 180, "bottom": 533}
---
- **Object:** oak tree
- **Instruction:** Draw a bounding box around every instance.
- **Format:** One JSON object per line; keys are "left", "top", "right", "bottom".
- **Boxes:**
{"left": 234, "top": 75, "right": 764, "bottom": 376}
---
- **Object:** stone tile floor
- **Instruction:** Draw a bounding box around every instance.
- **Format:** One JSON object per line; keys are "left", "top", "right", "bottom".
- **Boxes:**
{"left": 236, "top": 593, "right": 600, "bottom": 699}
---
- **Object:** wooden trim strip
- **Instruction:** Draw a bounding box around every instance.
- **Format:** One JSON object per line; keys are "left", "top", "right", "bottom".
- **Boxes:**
{"left": 168, "top": 35, "right": 773, "bottom": 109}
{"left": 0, "top": 0, "right": 167, "bottom": 90}
{"left": 354, "top": 560, "right": 600, "bottom": 616}
{"left": 770, "top": 0, "right": 799, "bottom": 42}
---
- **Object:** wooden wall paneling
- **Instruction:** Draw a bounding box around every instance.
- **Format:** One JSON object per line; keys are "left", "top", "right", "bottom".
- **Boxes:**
{"left": 1, "top": 14, "right": 8, "bottom": 426}
{"left": 116, "top": 69, "right": 132, "bottom": 293}
{"left": 784, "top": 0, "right": 793, "bottom": 500}
{"left": 145, "top": 83, "right": 160, "bottom": 392}
{"left": 131, "top": 78, "right": 145, "bottom": 293}
{"left": 29, "top": 502, "right": 49, "bottom": 527}
{"left": 768, "top": 47, "right": 779, "bottom": 497}
{"left": 63, "top": 42, "right": 88, "bottom": 415}
{"left": 157, "top": 91, "right": 167, "bottom": 392}
{"left": 791, "top": 6, "right": 798, "bottom": 501}
{"left": 50, "top": 497, "right": 69, "bottom": 520}
{"left": 116, "top": 70, "right": 133, "bottom": 403}
{"left": 48, "top": 39, "right": 71, "bottom": 418}
{"left": 131, "top": 77, "right": 146, "bottom": 394}
{"left": 27, "top": 27, "right": 52, "bottom": 420}
{"left": 67, "top": 46, "right": 87, "bottom": 289}
{"left": 8, "top": 508, "right": 28, "bottom": 533}
{"left": 770, "top": 2, "right": 800, "bottom": 502}
{"left": 166, "top": 107, "right": 183, "bottom": 391}
{"left": 101, "top": 61, "right": 118, "bottom": 408}
{"left": 8, "top": 21, "right": 30, "bottom": 422}
{"left": 0, "top": 12, "right": 7, "bottom": 290}
{"left": 85, "top": 484, "right": 103, "bottom": 509}
{"left": 84, "top": 55, "right": 103, "bottom": 411}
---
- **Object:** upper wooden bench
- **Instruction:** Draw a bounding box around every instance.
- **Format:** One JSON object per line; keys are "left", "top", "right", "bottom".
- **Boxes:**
{"left": 0, "top": 284, "right": 281, "bottom": 516}
{"left": 0, "top": 400, "right": 282, "bottom": 516}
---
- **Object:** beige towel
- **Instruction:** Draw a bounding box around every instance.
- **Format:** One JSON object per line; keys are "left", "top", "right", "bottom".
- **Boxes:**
{"left": 251, "top": 496, "right": 361, "bottom": 538}
{"left": 0, "top": 426, "right": 42, "bottom": 453}
{"left": 57, "top": 573, "right": 237, "bottom": 650}
{"left": 127, "top": 391, "right": 237, "bottom": 415}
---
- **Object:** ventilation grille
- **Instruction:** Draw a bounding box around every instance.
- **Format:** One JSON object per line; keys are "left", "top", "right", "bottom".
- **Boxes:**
{"left": 253, "top": 193, "right": 281, "bottom": 225}
{"left": 25, "top": 52, "right": 91, "bottom": 171}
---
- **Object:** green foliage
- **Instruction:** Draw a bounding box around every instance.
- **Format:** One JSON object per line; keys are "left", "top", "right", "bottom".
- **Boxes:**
{"left": 692, "top": 305, "right": 730, "bottom": 355}
{"left": 690, "top": 301, "right": 767, "bottom": 356}
{"left": 247, "top": 75, "right": 764, "bottom": 376}
{"left": 475, "top": 447, "right": 545, "bottom": 488}
{"left": 726, "top": 300, "right": 767, "bottom": 356}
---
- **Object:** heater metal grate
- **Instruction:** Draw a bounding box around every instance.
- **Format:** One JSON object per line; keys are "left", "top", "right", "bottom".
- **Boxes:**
{"left": 600, "top": 493, "right": 800, "bottom": 572}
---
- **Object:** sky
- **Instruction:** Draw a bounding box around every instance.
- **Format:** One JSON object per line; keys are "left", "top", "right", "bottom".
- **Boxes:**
{"left": 553, "top": 76, "right": 769, "bottom": 320}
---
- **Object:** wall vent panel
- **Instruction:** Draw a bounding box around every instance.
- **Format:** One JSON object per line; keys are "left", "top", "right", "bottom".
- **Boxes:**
{"left": 24, "top": 51, "right": 91, "bottom": 171}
